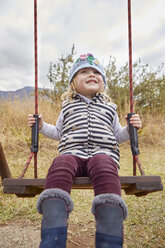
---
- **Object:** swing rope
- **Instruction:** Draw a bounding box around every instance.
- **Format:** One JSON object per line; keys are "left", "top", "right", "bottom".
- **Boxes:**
{"left": 128, "top": 0, "right": 145, "bottom": 176}
{"left": 33, "top": 0, "right": 38, "bottom": 178}
{"left": 20, "top": 0, "right": 38, "bottom": 179}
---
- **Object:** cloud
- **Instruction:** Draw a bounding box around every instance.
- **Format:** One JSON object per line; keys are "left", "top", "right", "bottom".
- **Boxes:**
{"left": 0, "top": 0, "right": 164, "bottom": 91}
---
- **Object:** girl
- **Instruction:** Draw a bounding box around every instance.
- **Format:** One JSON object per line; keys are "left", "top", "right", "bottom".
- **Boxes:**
{"left": 28, "top": 53, "right": 141, "bottom": 248}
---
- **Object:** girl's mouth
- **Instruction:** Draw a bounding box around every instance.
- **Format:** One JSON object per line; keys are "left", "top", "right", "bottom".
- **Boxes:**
{"left": 86, "top": 80, "right": 97, "bottom": 84}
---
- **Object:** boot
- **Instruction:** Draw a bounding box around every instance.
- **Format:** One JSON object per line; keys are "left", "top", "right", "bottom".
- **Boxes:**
{"left": 92, "top": 193, "right": 128, "bottom": 248}
{"left": 37, "top": 188, "right": 74, "bottom": 248}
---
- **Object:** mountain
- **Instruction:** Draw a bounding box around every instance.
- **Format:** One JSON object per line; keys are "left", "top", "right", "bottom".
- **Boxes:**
{"left": 0, "top": 86, "right": 41, "bottom": 101}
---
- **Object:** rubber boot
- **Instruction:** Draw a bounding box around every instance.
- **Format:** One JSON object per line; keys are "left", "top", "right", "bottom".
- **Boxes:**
{"left": 37, "top": 188, "right": 74, "bottom": 248}
{"left": 92, "top": 193, "right": 128, "bottom": 248}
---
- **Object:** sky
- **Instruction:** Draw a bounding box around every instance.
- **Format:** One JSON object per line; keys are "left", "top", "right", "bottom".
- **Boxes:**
{"left": 0, "top": 0, "right": 165, "bottom": 91}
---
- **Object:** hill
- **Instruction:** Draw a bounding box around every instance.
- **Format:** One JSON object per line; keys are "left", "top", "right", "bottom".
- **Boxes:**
{"left": 0, "top": 86, "right": 42, "bottom": 101}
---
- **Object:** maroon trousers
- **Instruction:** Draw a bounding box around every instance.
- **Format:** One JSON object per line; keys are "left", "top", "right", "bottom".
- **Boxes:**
{"left": 45, "top": 154, "right": 121, "bottom": 196}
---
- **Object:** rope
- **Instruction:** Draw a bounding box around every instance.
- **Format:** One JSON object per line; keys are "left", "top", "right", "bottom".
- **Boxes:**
{"left": 34, "top": 0, "right": 38, "bottom": 178}
{"left": 20, "top": 0, "right": 38, "bottom": 178}
{"left": 128, "top": 0, "right": 133, "bottom": 114}
{"left": 34, "top": 0, "right": 38, "bottom": 116}
{"left": 19, "top": 152, "right": 34, "bottom": 178}
{"left": 128, "top": 0, "right": 145, "bottom": 176}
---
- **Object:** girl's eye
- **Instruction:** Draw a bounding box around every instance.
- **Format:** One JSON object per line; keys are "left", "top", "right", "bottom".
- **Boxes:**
{"left": 81, "top": 70, "right": 87, "bottom": 74}
{"left": 94, "top": 70, "right": 101, "bottom": 75}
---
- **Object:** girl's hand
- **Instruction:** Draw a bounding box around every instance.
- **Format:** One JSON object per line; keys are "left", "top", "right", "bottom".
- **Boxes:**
{"left": 125, "top": 114, "right": 142, "bottom": 129}
{"left": 28, "top": 114, "right": 43, "bottom": 130}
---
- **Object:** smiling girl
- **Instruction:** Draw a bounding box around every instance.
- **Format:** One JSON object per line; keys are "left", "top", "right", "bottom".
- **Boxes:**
{"left": 28, "top": 53, "right": 142, "bottom": 248}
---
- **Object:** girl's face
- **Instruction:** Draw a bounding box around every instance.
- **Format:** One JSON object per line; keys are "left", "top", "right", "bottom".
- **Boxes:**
{"left": 74, "top": 68, "right": 104, "bottom": 99}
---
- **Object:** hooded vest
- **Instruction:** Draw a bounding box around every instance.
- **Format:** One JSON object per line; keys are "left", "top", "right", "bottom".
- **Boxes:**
{"left": 58, "top": 94, "right": 120, "bottom": 166}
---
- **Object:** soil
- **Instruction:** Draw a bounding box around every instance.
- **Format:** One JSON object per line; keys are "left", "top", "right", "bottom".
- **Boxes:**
{"left": 0, "top": 220, "right": 95, "bottom": 248}
{"left": 0, "top": 221, "right": 40, "bottom": 248}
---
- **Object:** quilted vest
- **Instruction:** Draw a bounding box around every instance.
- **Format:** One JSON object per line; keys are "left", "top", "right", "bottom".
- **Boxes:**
{"left": 58, "top": 94, "right": 120, "bottom": 166}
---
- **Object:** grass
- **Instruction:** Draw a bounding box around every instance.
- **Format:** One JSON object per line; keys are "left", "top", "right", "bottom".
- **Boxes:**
{"left": 0, "top": 98, "right": 165, "bottom": 247}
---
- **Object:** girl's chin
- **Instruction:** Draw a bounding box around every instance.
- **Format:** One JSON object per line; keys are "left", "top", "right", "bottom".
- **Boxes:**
{"left": 85, "top": 85, "right": 100, "bottom": 91}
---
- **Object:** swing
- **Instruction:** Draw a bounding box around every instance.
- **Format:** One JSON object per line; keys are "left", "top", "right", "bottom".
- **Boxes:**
{"left": 1, "top": 0, "right": 163, "bottom": 197}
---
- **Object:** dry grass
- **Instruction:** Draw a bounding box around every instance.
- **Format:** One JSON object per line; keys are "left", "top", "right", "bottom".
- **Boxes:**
{"left": 0, "top": 98, "right": 165, "bottom": 247}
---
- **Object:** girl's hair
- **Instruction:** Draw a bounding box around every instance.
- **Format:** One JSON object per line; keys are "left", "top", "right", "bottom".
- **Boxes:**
{"left": 61, "top": 78, "right": 111, "bottom": 102}
{"left": 61, "top": 79, "right": 77, "bottom": 102}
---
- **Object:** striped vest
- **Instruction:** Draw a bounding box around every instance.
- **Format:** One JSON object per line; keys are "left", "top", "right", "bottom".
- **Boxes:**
{"left": 58, "top": 94, "right": 120, "bottom": 166}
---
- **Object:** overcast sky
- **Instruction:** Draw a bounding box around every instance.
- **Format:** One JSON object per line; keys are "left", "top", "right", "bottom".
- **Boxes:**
{"left": 0, "top": 0, "right": 164, "bottom": 91}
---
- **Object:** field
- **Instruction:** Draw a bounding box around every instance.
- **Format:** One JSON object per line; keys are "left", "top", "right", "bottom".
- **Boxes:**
{"left": 0, "top": 98, "right": 164, "bottom": 247}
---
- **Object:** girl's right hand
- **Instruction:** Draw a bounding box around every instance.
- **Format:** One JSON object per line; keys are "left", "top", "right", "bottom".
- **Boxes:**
{"left": 28, "top": 114, "right": 43, "bottom": 130}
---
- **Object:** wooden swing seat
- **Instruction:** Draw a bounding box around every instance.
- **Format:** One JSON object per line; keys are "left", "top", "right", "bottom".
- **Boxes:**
{"left": 2, "top": 175, "right": 163, "bottom": 197}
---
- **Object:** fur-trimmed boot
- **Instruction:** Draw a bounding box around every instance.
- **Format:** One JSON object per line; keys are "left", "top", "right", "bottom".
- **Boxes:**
{"left": 37, "top": 188, "right": 74, "bottom": 248}
{"left": 92, "top": 194, "right": 128, "bottom": 248}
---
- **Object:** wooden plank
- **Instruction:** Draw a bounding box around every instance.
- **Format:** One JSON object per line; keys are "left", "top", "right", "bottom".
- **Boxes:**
{"left": 2, "top": 175, "right": 163, "bottom": 197}
{"left": 2, "top": 176, "right": 163, "bottom": 186}
{"left": 3, "top": 178, "right": 45, "bottom": 186}
{"left": 3, "top": 185, "right": 43, "bottom": 197}
{"left": 124, "top": 182, "right": 163, "bottom": 195}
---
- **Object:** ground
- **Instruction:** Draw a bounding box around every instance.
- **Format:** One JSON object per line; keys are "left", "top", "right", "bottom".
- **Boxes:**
{"left": 0, "top": 220, "right": 96, "bottom": 248}
{"left": 0, "top": 221, "right": 40, "bottom": 248}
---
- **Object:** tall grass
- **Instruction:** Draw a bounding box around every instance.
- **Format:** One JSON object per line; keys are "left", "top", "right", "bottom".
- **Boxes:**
{"left": 1, "top": 97, "right": 164, "bottom": 144}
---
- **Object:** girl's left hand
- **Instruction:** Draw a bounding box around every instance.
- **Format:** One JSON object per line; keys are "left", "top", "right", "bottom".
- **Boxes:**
{"left": 125, "top": 114, "right": 142, "bottom": 129}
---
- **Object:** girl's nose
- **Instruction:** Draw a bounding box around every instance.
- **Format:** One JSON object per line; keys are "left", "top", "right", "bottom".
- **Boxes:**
{"left": 89, "top": 70, "right": 95, "bottom": 77}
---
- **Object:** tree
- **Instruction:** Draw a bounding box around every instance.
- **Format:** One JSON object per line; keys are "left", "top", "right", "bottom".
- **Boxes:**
{"left": 47, "top": 44, "right": 76, "bottom": 95}
{"left": 105, "top": 57, "right": 130, "bottom": 115}
{"left": 46, "top": 47, "right": 165, "bottom": 113}
{"left": 133, "top": 60, "right": 165, "bottom": 113}
{"left": 105, "top": 57, "right": 165, "bottom": 114}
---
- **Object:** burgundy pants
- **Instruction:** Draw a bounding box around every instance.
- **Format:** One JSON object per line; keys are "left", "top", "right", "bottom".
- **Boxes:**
{"left": 45, "top": 154, "right": 121, "bottom": 196}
